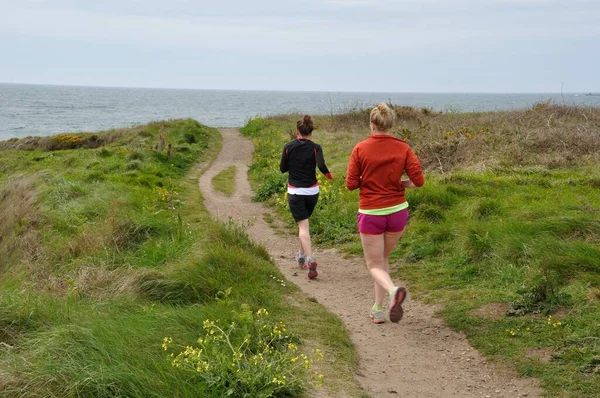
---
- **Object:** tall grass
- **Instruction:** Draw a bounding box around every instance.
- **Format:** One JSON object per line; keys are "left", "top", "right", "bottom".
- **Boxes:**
{"left": 0, "top": 120, "right": 362, "bottom": 397}
{"left": 241, "top": 103, "right": 600, "bottom": 397}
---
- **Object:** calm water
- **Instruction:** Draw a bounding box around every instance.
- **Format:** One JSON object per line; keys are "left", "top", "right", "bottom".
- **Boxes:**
{"left": 1, "top": 83, "right": 600, "bottom": 140}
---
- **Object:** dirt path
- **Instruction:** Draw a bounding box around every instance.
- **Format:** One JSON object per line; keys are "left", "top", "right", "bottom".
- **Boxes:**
{"left": 198, "top": 128, "right": 541, "bottom": 398}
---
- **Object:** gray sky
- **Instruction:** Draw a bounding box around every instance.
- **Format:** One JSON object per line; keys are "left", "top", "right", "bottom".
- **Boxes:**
{"left": 1, "top": 0, "right": 598, "bottom": 92}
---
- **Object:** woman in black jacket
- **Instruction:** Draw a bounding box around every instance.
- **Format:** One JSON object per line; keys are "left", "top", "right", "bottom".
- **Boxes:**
{"left": 280, "top": 115, "right": 333, "bottom": 279}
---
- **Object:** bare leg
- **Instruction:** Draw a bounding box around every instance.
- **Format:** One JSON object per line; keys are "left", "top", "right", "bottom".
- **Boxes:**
{"left": 297, "top": 219, "right": 312, "bottom": 258}
{"left": 361, "top": 233, "right": 395, "bottom": 306}
{"left": 381, "top": 230, "right": 405, "bottom": 301}
{"left": 383, "top": 230, "right": 404, "bottom": 272}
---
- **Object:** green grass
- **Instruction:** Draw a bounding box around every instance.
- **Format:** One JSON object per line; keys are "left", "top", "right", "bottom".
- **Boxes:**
{"left": 0, "top": 120, "right": 363, "bottom": 397}
{"left": 241, "top": 107, "right": 600, "bottom": 398}
{"left": 212, "top": 165, "right": 237, "bottom": 196}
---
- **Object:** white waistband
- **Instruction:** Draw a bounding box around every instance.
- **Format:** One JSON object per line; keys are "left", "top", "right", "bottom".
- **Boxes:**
{"left": 287, "top": 186, "right": 320, "bottom": 195}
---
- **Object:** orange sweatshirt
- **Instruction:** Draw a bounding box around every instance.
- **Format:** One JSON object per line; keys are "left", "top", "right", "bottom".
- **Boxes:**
{"left": 345, "top": 134, "right": 424, "bottom": 210}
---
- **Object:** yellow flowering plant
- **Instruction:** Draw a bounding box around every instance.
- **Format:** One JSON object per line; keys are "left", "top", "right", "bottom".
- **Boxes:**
{"left": 153, "top": 185, "right": 180, "bottom": 210}
{"left": 162, "top": 303, "right": 323, "bottom": 396}
{"left": 52, "top": 134, "right": 83, "bottom": 144}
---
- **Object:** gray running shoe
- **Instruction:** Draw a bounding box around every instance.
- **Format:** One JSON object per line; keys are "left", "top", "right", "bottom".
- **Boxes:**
{"left": 296, "top": 252, "right": 306, "bottom": 269}
{"left": 369, "top": 309, "right": 385, "bottom": 324}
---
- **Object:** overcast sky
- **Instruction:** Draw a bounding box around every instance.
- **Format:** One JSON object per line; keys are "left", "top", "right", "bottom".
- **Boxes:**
{"left": 0, "top": 0, "right": 598, "bottom": 93}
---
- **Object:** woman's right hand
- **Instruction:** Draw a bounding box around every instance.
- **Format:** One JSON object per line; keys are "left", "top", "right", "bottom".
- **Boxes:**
{"left": 401, "top": 179, "right": 417, "bottom": 188}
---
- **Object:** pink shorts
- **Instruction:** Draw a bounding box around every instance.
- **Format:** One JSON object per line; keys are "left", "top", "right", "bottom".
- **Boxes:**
{"left": 357, "top": 209, "right": 409, "bottom": 235}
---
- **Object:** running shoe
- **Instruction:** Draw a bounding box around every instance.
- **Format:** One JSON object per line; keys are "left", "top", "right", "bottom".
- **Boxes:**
{"left": 296, "top": 252, "right": 307, "bottom": 269}
{"left": 369, "top": 309, "right": 385, "bottom": 324}
{"left": 389, "top": 287, "right": 407, "bottom": 323}
{"left": 307, "top": 257, "right": 318, "bottom": 279}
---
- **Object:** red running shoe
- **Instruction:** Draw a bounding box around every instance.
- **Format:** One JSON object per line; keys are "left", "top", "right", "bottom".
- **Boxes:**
{"left": 389, "top": 287, "right": 407, "bottom": 323}
{"left": 307, "top": 259, "right": 318, "bottom": 279}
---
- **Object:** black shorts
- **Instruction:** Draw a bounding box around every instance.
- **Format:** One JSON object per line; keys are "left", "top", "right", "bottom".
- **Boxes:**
{"left": 287, "top": 193, "right": 319, "bottom": 222}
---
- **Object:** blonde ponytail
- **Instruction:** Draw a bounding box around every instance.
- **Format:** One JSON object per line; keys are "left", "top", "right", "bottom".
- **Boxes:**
{"left": 370, "top": 103, "right": 396, "bottom": 131}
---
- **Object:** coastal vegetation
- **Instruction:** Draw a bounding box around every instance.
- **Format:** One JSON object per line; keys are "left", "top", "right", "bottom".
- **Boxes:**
{"left": 0, "top": 120, "right": 361, "bottom": 397}
{"left": 241, "top": 103, "right": 600, "bottom": 397}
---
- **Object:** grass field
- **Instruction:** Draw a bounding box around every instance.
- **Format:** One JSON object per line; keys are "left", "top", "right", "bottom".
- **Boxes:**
{"left": 0, "top": 120, "right": 362, "bottom": 397}
{"left": 212, "top": 165, "right": 237, "bottom": 196}
{"left": 241, "top": 103, "right": 600, "bottom": 397}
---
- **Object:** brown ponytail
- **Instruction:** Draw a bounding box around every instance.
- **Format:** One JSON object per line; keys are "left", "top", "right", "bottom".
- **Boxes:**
{"left": 297, "top": 115, "right": 314, "bottom": 136}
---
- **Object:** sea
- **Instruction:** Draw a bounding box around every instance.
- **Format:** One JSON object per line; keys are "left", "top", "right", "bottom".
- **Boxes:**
{"left": 1, "top": 83, "right": 600, "bottom": 141}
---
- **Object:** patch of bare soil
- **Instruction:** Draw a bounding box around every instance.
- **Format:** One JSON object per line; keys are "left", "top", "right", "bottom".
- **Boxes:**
{"left": 198, "top": 128, "right": 541, "bottom": 398}
{"left": 525, "top": 348, "right": 553, "bottom": 364}
{"left": 469, "top": 303, "right": 510, "bottom": 321}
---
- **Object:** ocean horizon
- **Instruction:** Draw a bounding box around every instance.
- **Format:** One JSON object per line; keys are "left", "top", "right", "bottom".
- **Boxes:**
{"left": 2, "top": 82, "right": 600, "bottom": 141}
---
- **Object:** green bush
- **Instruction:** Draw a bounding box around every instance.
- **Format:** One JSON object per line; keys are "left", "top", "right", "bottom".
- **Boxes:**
{"left": 252, "top": 173, "right": 287, "bottom": 202}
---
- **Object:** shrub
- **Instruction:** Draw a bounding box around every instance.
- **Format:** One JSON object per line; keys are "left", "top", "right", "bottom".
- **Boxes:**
{"left": 47, "top": 134, "right": 83, "bottom": 150}
{"left": 393, "top": 105, "right": 421, "bottom": 120}
{"left": 184, "top": 132, "right": 197, "bottom": 144}
{"left": 507, "top": 274, "right": 571, "bottom": 316}
{"left": 252, "top": 173, "right": 287, "bottom": 202}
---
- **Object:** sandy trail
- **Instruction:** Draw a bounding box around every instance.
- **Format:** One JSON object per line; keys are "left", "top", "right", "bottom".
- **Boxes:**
{"left": 198, "top": 128, "right": 540, "bottom": 398}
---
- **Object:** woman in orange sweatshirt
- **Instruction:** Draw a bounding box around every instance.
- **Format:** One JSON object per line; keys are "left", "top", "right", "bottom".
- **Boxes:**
{"left": 346, "top": 103, "right": 424, "bottom": 324}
